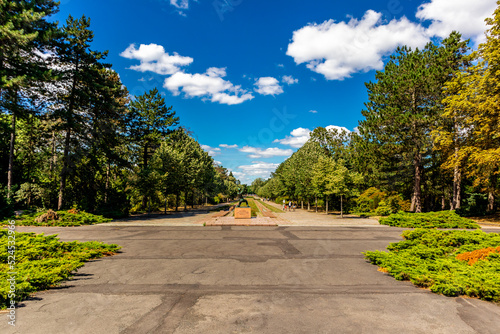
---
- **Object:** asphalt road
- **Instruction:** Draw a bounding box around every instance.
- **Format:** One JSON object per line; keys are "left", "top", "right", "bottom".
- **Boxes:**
{"left": 2, "top": 224, "right": 500, "bottom": 334}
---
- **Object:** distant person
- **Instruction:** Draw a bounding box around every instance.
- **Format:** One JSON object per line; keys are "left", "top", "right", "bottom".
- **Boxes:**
{"left": 282, "top": 199, "right": 286, "bottom": 210}
{"left": 288, "top": 201, "right": 292, "bottom": 211}
{"left": 293, "top": 203, "right": 296, "bottom": 211}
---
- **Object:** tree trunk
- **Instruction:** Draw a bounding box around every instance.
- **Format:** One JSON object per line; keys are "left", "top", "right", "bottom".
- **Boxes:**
{"left": 7, "top": 111, "right": 16, "bottom": 199}
{"left": 164, "top": 191, "right": 168, "bottom": 214}
{"left": 175, "top": 192, "right": 179, "bottom": 212}
{"left": 105, "top": 163, "right": 110, "bottom": 204}
{"left": 307, "top": 201, "right": 310, "bottom": 211}
{"left": 142, "top": 143, "right": 148, "bottom": 210}
{"left": 325, "top": 198, "right": 328, "bottom": 215}
{"left": 315, "top": 196, "right": 318, "bottom": 213}
{"left": 411, "top": 152, "right": 423, "bottom": 213}
{"left": 340, "top": 195, "right": 344, "bottom": 218}
{"left": 58, "top": 128, "right": 72, "bottom": 210}
{"left": 301, "top": 200, "right": 303, "bottom": 209}
{"left": 184, "top": 191, "right": 188, "bottom": 211}
{"left": 488, "top": 192, "right": 495, "bottom": 212}
{"left": 50, "top": 130, "right": 57, "bottom": 178}
{"left": 452, "top": 148, "right": 462, "bottom": 210}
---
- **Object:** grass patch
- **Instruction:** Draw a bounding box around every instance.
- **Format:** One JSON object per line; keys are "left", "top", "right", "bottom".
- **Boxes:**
{"left": 1, "top": 210, "right": 112, "bottom": 227}
{"left": 379, "top": 211, "right": 480, "bottom": 229}
{"left": 245, "top": 198, "right": 259, "bottom": 217}
{"left": 1, "top": 230, "right": 120, "bottom": 309}
{"left": 364, "top": 228, "right": 500, "bottom": 302}
{"left": 256, "top": 199, "right": 283, "bottom": 213}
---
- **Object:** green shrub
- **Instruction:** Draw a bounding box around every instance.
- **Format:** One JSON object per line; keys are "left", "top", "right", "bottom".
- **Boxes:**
{"left": 0, "top": 186, "right": 14, "bottom": 220}
{"left": 379, "top": 211, "right": 480, "bottom": 229}
{"left": 375, "top": 202, "right": 392, "bottom": 216}
{"left": 1, "top": 210, "right": 112, "bottom": 227}
{"left": 356, "top": 187, "right": 386, "bottom": 212}
{"left": 0, "top": 230, "right": 120, "bottom": 308}
{"left": 364, "top": 229, "right": 500, "bottom": 302}
{"left": 456, "top": 193, "right": 490, "bottom": 217}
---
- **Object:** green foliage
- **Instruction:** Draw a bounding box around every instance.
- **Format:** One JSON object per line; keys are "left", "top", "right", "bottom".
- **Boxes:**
{"left": 456, "top": 193, "right": 490, "bottom": 217}
{"left": 356, "top": 187, "right": 386, "bottom": 212}
{"left": 0, "top": 230, "right": 120, "bottom": 309}
{"left": 0, "top": 186, "right": 15, "bottom": 220}
{"left": 379, "top": 211, "right": 480, "bottom": 229}
{"left": 1, "top": 210, "right": 112, "bottom": 227}
{"left": 364, "top": 229, "right": 500, "bottom": 301}
{"left": 375, "top": 202, "right": 393, "bottom": 216}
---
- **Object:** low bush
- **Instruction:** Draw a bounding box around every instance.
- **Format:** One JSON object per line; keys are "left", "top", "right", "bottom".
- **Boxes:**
{"left": 379, "top": 211, "right": 480, "bottom": 229}
{"left": 364, "top": 229, "right": 500, "bottom": 302}
{"left": 1, "top": 210, "right": 112, "bottom": 227}
{"left": 1, "top": 230, "right": 120, "bottom": 308}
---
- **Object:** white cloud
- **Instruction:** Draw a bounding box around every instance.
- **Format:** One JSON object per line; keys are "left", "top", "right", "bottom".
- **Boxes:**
{"left": 287, "top": 1, "right": 497, "bottom": 80}
{"left": 238, "top": 162, "right": 280, "bottom": 177}
{"left": 170, "top": 0, "right": 189, "bottom": 9}
{"left": 416, "top": 0, "right": 497, "bottom": 44}
{"left": 220, "top": 144, "right": 239, "bottom": 149}
{"left": 239, "top": 146, "right": 293, "bottom": 159}
{"left": 275, "top": 126, "right": 351, "bottom": 148}
{"left": 287, "top": 10, "right": 429, "bottom": 80}
{"left": 164, "top": 67, "right": 254, "bottom": 105}
{"left": 282, "top": 75, "right": 298, "bottom": 85}
{"left": 274, "top": 127, "right": 312, "bottom": 148}
{"left": 309, "top": 110, "right": 318, "bottom": 114}
{"left": 254, "top": 77, "right": 284, "bottom": 96}
{"left": 201, "top": 145, "right": 221, "bottom": 157}
{"left": 325, "top": 125, "right": 351, "bottom": 133}
{"left": 120, "top": 44, "right": 193, "bottom": 75}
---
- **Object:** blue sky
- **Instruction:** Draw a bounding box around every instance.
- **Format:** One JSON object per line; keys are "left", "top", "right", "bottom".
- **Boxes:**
{"left": 50, "top": 0, "right": 497, "bottom": 184}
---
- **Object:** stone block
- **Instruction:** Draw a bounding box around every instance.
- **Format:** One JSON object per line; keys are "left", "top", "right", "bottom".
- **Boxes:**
{"left": 234, "top": 207, "right": 251, "bottom": 219}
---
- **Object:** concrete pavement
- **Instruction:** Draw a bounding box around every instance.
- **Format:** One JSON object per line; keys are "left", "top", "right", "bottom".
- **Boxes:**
{"left": 2, "top": 224, "right": 500, "bottom": 334}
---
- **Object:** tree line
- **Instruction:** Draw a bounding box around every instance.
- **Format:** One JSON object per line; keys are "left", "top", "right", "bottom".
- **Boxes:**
{"left": 0, "top": 1, "right": 240, "bottom": 218}
{"left": 254, "top": 3, "right": 500, "bottom": 216}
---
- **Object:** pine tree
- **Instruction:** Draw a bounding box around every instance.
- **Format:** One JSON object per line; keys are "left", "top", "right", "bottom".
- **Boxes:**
{"left": 128, "top": 88, "right": 179, "bottom": 210}
{"left": 0, "top": 0, "right": 59, "bottom": 198}
{"left": 52, "top": 15, "right": 110, "bottom": 209}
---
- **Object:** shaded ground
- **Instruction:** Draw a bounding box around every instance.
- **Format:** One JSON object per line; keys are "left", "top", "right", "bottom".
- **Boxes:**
{"left": 2, "top": 224, "right": 500, "bottom": 334}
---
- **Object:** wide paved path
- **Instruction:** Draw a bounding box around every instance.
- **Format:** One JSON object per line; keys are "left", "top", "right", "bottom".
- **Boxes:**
{"left": 2, "top": 224, "right": 500, "bottom": 334}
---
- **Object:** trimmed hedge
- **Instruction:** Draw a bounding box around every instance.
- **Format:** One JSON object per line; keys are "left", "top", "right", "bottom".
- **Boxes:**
{"left": 1, "top": 210, "right": 112, "bottom": 227}
{"left": 1, "top": 230, "right": 120, "bottom": 309}
{"left": 379, "top": 211, "right": 480, "bottom": 229}
{"left": 364, "top": 229, "right": 500, "bottom": 302}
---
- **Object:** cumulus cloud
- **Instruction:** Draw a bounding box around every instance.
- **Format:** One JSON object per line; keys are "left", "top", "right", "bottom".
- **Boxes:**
{"left": 120, "top": 44, "right": 193, "bottom": 75}
{"left": 287, "top": 1, "right": 498, "bottom": 80}
{"left": 164, "top": 67, "right": 254, "bottom": 105}
{"left": 238, "top": 162, "right": 280, "bottom": 177}
{"left": 201, "top": 145, "right": 221, "bottom": 156}
{"left": 273, "top": 127, "right": 312, "bottom": 148}
{"left": 326, "top": 125, "right": 351, "bottom": 133}
{"left": 282, "top": 75, "right": 299, "bottom": 85}
{"left": 287, "top": 10, "right": 429, "bottom": 80}
{"left": 416, "top": 0, "right": 497, "bottom": 44}
{"left": 309, "top": 110, "right": 318, "bottom": 114}
{"left": 275, "top": 126, "right": 351, "bottom": 148}
{"left": 220, "top": 144, "right": 239, "bottom": 149}
{"left": 254, "top": 77, "right": 284, "bottom": 96}
{"left": 239, "top": 146, "right": 293, "bottom": 159}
